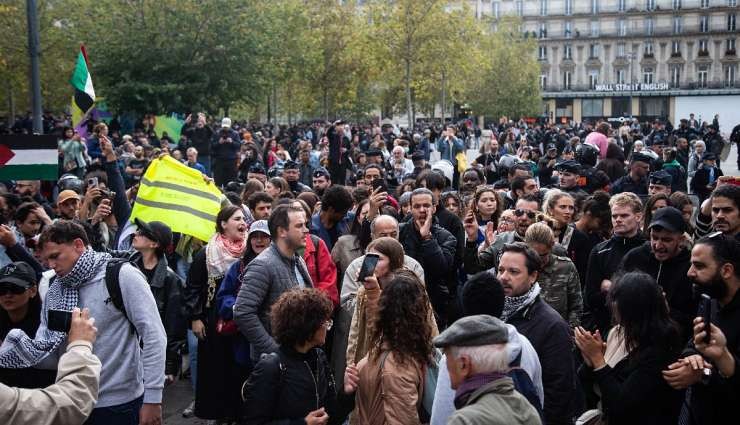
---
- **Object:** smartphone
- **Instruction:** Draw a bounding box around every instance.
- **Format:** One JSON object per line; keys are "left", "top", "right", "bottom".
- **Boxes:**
{"left": 87, "top": 177, "right": 98, "bottom": 188}
{"left": 357, "top": 253, "right": 380, "bottom": 284}
{"left": 371, "top": 178, "right": 387, "bottom": 193}
{"left": 700, "top": 294, "right": 712, "bottom": 343}
{"left": 48, "top": 309, "right": 73, "bottom": 333}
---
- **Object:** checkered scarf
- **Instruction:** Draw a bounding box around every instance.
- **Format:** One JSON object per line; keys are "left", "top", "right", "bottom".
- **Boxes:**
{"left": 501, "top": 283, "right": 541, "bottom": 322}
{"left": 0, "top": 249, "right": 110, "bottom": 368}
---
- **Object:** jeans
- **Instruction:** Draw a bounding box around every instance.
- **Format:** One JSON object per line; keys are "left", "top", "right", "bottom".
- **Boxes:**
{"left": 84, "top": 395, "right": 143, "bottom": 425}
{"left": 187, "top": 329, "right": 198, "bottom": 392}
{"left": 200, "top": 154, "right": 212, "bottom": 176}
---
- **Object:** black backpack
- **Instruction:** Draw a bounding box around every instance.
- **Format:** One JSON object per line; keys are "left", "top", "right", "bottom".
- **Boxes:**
{"left": 104, "top": 257, "right": 138, "bottom": 336}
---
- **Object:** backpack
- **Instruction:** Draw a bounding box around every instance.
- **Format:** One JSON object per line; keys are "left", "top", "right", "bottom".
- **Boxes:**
{"left": 104, "top": 257, "right": 137, "bottom": 336}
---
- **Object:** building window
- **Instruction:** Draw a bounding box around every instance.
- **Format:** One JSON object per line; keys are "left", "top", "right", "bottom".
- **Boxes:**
{"left": 701, "top": 0, "right": 710, "bottom": 8}
{"left": 617, "top": 43, "right": 626, "bottom": 57}
{"left": 645, "top": 17, "right": 655, "bottom": 35}
{"left": 591, "top": 20, "right": 600, "bottom": 37}
{"left": 539, "top": 45, "right": 548, "bottom": 60}
{"left": 698, "top": 65, "right": 709, "bottom": 88}
{"left": 672, "top": 0, "right": 682, "bottom": 10}
{"left": 589, "top": 70, "right": 599, "bottom": 90}
{"left": 672, "top": 40, "right": 682, "bottom": 56}
{"left": 671, "top": 65, "right": 681, "bottom": 87}
{"left": 640, "top": 97, "right": 668, "bottom": 117}
{"left": 564, "top": 44, "right": 573, "bottom": 60}
{"left": 728, "top": 38, "right": 737, "bottom": 54}
{"left": 700, "top": 15, "right": 710, "bottom": 33}
{"left": 516, "top": 0, "right": 523, "bottom": 16}
{"left": 563, "top": 71, "right": 572, "bottom": 90}
{"left": 540, "top": 73, "right": 548, "bottom": 90}
{"left": 565, "top": 0, "right": 573, "bottom": 16}
{"left": 539, "top": 22, "right": 548, "bottom": 38}
{"left": 616, "top": 68, "right": 627, "bottom": 84}
{"left": 643, "top": 67, "right": 654, "bottom": 84}
{"left": 492, "top": 1, "right": 500, "bottom": 19}
{"left": 582, "top": 99, "right": 604, "bottom": 117}
{"left": 589, "top": 43, "right": 600, "bottom": 59}
{"left": 726, "top": 65, "right": 737, "bottom": 87}
{"left": 618, "top": 0, "right": 626, "bottom": 12}
{"left": 729, "top": 14, "right": 737, "bottom": 31}
{"left": 673, "top": 16, "right": 682, "bottom": 34}
{"left": 540, "top": 0, "right": 548, "bottom": 16}
{"left": 613, "top": 97, "right": 632, "bottom": 117}
{"left": 645, "top": 41, "right": 654, "bottom": 56}
{"left": 699, "top": 39, "right": 709, "bottom": 55}
{"left": 646, "top": 0, "right": 656, "bottom": 11}
{"left": 591, "top": 0, "right": 599, "bottom": 15}
{"left": 564, "top": 20, "right": 572, "bottom": 38}
{"left": 618, "top": 19, "right": 627, "bottom": 36}
{"left": 729, "top": 0, "right": 738, "bottom": 7}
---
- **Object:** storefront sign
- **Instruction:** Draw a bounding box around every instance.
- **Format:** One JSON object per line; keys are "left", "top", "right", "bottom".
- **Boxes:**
{"left": 594, "top": 82, "right": 669, "bottom": 92}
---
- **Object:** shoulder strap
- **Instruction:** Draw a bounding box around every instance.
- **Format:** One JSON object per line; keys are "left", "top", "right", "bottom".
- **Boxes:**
{"left": 309, "top": 234, "right": 321, "bottom": 283}
{"left": 105, "top": 258, "right": 136, "bottom": 335}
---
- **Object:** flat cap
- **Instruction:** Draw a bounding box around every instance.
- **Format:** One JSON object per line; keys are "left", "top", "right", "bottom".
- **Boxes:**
{"left": 649, "top": 170, "right": 673, "bottom": 186}
{"left": 366, "top": 149, "right": 382, "bottom": 157}
{"left": 411, "top": 151, "right": 425, "bottom": 161}
{"left": 702, "top": 152, "right": 717, "bottom": 161}
{"left": 283, "top": 160, "right": 299, "bottom": 170}
{"left": 433, "top": 314, "right": 509, "bottom": 348}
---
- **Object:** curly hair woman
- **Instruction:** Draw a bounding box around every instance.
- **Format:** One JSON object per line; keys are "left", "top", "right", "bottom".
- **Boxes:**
{"left": 242, "top": 288, "right": 352, "bottom": 424}
{"left": 344, "top": 270, "right": 435, "bottom": 425}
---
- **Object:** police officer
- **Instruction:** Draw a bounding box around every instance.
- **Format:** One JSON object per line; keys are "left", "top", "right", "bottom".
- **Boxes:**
{"left": 611, "top": 153, "right": 651, "bottom": 196}
{"left": 554, "top": 160, "right": 587, "bottom": 199}
{"left": 648, "top": 170, "right": 673, "bottom": 197}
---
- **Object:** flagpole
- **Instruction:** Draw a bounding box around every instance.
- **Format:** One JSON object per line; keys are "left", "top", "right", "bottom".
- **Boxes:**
{"left": 26, "top": 0, "right": 43, "bottom": 134}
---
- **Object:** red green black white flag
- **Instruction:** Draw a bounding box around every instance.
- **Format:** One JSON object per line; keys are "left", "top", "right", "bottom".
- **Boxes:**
{"left": 69, "top": 45, "right": 95, "bottom": 113}
{"left": 0, "top": 135, "right": 58, "bottom": 181}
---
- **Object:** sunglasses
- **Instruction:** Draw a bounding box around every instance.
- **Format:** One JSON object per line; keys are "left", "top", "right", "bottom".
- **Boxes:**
{"left": 514, "top": 209, "right": 537, "bottom": 219}
{"left": 0, "top": 285, "right": 27, "bottom": 296}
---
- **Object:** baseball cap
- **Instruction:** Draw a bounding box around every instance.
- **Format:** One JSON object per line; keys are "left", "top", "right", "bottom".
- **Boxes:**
{"left": 221, "top": 117, "right": 232, "bottom": 128}
{"left": 134, "top": 218, "right": 173, "bottom": 248}
{"left": 57, "top": 190, "right": 81, "bottom": 205}
{"left": 248, "top": 220, "right": 271, "bottom": 237}
{"left": 546, "top": 143, "right": 557, "bottom": 151}
{"left": 0, "top": 262, "right": 37, "bottom": 289}
{"left": 249, "top": 163, "right": 266, "bottom": 174}
{"left": 649, "top": 206, "right": 686, "bottom": 234}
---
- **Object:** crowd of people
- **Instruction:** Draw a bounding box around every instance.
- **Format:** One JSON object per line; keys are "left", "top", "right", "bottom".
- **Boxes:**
{"left": 0, "top": 111, "right": 739, "bottom": 425}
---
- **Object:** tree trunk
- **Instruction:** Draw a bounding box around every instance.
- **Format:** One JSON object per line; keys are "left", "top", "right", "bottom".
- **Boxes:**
{"left": 441, "top": 69, "right": 447, "bottom": 124}
{"left": 323, "top": 87, "right": 329, "bottom": 122}
{"left": 267, "top": 93, "right": 272, "bottom": 123}
{"left": 405, "top": 57, "right": 412, "bottom": 128}
{"left": 272, "top": 84, "right": 278, "bottom": 124}
{"left": 7, "top": 80, "right": 15, "bottom": 122}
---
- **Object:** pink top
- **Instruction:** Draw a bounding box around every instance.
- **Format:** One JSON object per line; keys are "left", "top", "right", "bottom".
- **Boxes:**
{"left": 585, "top": 131, "right": 608, "bottom": 159}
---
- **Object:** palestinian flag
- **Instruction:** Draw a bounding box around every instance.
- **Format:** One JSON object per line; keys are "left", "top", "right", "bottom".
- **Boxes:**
{"left": 0, "top": 135, "right": 58, "bottom": 181}
{"left": 69, "top": 46, "right": 95, "bottom": 113}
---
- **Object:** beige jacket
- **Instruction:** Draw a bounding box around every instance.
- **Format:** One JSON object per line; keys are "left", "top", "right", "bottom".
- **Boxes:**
{"left": 0, "top": 341, "right": 102, "bottom": 425}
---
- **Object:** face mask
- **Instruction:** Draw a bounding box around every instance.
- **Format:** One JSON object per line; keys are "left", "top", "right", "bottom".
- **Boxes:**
{"left": 404, "top": 147, "right": 410, "bottom": 154}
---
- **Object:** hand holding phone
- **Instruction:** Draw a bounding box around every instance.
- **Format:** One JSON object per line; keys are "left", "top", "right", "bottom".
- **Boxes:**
{"left": 357, "top": 253, "right": 380, "bottom": 285}
{"left": 700, "top": 294, "right": 712, "bottom": 344}
{"left": 48, "top": 309, "right": 73, "bottom": 333}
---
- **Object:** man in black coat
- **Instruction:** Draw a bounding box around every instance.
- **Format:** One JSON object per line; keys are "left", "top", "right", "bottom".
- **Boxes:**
{"left": 498, "top": 242, "right": 575, "bottom": 425}
{"left": 610, "top": 153, "right": 651, "bottom": 196}
{"left": 663, "top": 234, "right": 740, "bottom": 425}
{"left": 182, "top": 112, "right": 214, "bottom": 176}
{"left": 585, "top": 192, "right": 646, "bottom": 335}
{"left": 618, "top": 207, "right": 697, "bottom": 337}
{"left": 691, "top": 152, "right": 724, "bottom": 203}
{"left": 211, "top": 118, "right": 240, "bottom": 187}
{"left": 398, "top": 188, "right": 457, "bottom": 329}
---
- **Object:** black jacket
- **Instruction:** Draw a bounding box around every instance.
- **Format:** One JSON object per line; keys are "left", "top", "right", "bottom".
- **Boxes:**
{"left": 398, "top": 217, "right": 457, "bottom": 327}
{"left": 111, "top": 250, "right": 187, "bottom": 375}
{"left": 579, "top": 345, "right": 683, "bottom": 425}
{"left": 610, "top": 174, "right": 648, "bottom": 196}
{"left": 242, "top": 346, "right": 352, "bottom": 425}
{"left": 585, "top": 233, "right": 647, "bottom": 334}
{"left": 680, "top": 289, "right": 740, "bottom": 425}
{"left": 619, "top": 243, "right": 697, "bottom": 338}
{"left": 434, "top": 205, "right": 465, "bottom": 270}
{"left": 507, "top": 296, "right": 576, "bottom": 425}
{"left": 183, "top": 125, "right": 214, "bottom": 156}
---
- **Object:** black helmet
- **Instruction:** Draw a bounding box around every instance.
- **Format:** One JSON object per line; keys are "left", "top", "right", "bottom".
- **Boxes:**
{"left": 57, "top": 174, "right": 84, "bottom": 194}
{"left": 575, "top": 143, "right": 599, "bottom": 167}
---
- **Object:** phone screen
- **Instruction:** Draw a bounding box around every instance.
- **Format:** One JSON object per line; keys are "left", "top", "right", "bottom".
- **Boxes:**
{"left": 371, "top": 178, "right": 387, "bottom": 193}
{"left": 87, "top": 177, "right": 98, "bottom": 188}
{"left": 48, "top": 309, "right": 73, "bottom": 333}
{"left": 358, "top": 253, "right": 380, "bottom": 283}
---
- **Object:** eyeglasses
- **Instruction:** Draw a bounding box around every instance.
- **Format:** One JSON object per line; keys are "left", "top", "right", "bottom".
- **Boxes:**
{"left": 0, "top": 285, "right": 27, "bottom": 296}
{"left": 514, "top": 209, "right": 537, "bottom": 219}
{"left": 324, "top": 319, "right": 333, "bottom": 331}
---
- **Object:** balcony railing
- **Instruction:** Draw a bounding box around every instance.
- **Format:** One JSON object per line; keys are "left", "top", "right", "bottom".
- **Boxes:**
{"left": 535, "top": 26, "right": 738, "bottom": 41}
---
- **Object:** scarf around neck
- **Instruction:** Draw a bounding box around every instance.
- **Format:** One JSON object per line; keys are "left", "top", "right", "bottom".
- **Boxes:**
{"left": 0, "top": 249, "right": 111, "bottom": 368}
{"left": 206, "top": 233, "right": 245, "bottom": 278}
{"left": 454, "top": 372, "right": 509, "bottom": 409}
{"left": 501, "top": 283, "right": 541, "bottom": 321}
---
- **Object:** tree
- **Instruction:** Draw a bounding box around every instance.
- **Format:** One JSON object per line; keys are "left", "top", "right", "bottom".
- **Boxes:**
{"left": 464, "top": 17, "right": 541, "bottom": 120}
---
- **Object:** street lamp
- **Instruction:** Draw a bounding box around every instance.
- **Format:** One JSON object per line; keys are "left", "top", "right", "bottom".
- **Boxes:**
{"left": 627, "top": 51, "right": 637, "bottom": 120}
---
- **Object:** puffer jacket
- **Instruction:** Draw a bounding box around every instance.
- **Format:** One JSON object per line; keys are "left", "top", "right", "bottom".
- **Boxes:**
{"left": 398, "top": 217, "right": 457, "bottom": 327}
{"left": 233, "top": 244, "right": 313, "bottom": 361}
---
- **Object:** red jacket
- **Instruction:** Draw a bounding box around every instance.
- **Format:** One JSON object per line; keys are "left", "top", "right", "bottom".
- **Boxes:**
{"left": 304, "top": 234, "right": 338, "bottom": 306}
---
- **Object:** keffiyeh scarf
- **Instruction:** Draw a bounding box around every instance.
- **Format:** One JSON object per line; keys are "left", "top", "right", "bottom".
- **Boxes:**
{"left": 501, "top": 283, "right": 541, "bottom": 322}
{"left": 0, "top": 249, "right": 111, "bottom": 368}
